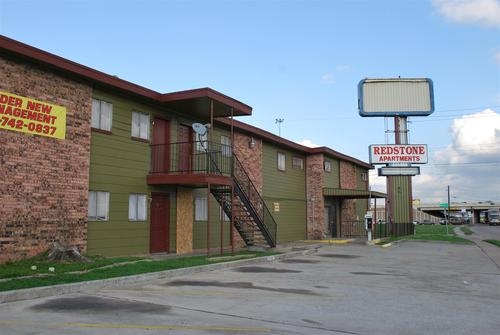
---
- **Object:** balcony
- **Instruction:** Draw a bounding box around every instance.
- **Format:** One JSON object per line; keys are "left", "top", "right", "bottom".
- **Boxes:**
{"left": 147, "top": 141, "right": 233, "bottom": 186}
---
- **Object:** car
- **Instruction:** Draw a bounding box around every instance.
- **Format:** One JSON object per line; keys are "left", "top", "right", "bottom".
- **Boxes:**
{"left": 423, "top": 220, "right": 433, "bottom": 225}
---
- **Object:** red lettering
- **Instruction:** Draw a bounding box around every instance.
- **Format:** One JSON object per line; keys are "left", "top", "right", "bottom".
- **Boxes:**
{"left": 0, "top": 94, "right": 22, "bottom": 107}
{"left": 373, "top": 147, "right": 380, "bottom": 155}
{"left": 41, "top": 104, "right": 52, "bottom": 114}
{"left": 27, "top": 101, "right": 44, "bottom": 112}
{"left": 2, "top": 106, "right": 13, "bottom": 116}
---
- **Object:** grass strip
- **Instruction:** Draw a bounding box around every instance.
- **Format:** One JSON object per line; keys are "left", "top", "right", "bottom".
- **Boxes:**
{"left": 382, "top": 224, "right": 472, "bottom": 244}
{"left": 0, "top": 251, "right": 277, "bottom": 292}
{"left": 460, "top": 226, "right": 473, "bottom": 235}
{"left": 484, "top": 240, "right": 500, "bottom": 247}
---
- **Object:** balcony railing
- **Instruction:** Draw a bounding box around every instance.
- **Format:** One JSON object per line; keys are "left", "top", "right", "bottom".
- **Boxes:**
{"left": 150, "top": 141, "right": 232, "bottom": 175}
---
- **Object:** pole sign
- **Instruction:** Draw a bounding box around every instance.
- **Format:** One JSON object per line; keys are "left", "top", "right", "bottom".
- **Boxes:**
{"left": 369, "top": 144, "right": 428, "bottom": 164}
{"left": 378, "top": 166, "right": 420, "bottom": 176}
{"left": 0, "top": 91, "right": 66, "bottom": 140}
{"left": 358, "top": 78, "right": 434, "bottom": 117}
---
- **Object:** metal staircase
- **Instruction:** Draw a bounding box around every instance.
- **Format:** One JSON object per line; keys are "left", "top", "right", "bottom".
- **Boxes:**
{"left": 210, "top": 155, "right": 277, "bottom": 248}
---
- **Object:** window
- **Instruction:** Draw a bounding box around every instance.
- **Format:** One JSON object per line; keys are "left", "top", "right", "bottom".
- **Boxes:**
{"left": 220, "top": 205, "right": 230, "bottom": 222}
{"left": 194, "top": 197, "right": 207, "bottom": 221}
{"left": 129, "top": 194, "right": 147, "bottom": 221}
{"left": 221, "top": 135, "right": 232, "bottom": 157}
{"left": 361, "top": 172, "right": 368, "bottom": 181}
{"left": 131, "top": 112, "right": 150, "bottom": 140}
{"left": 91, "top": 99, "right": 113, "bottom": 131}
{"left": 277, "top": 152, "right": 286, "bottom": 171}
{"left": 88, "top": 191, "right": 109, "bottom": 221}
{"left": 324, "top": 160, "right": 332, "bottom": 172}
{"left": 195, "top": 132, "right": 208, "bottom": 152}
{"left": 292, "top": 156, "right": 304, "bottom": 169}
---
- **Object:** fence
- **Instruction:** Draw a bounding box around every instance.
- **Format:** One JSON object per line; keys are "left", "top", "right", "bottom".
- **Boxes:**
{"left": 341, "top": 221, "right": 415, "bottom": 239}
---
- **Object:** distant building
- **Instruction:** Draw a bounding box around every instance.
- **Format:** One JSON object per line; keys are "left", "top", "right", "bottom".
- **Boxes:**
{"left": 0, "top": 36, "right": 384, "bottom": 262}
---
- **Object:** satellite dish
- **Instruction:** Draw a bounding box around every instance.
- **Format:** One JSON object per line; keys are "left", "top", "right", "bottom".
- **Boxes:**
{"left": 192, "top": 123, "right": 207, "bottom": 136}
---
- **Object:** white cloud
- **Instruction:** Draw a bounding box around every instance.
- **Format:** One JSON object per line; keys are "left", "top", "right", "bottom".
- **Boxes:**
{"left": 414, "top": 108, "right": 500, "bottom": 203}
{"left": 495, "top": 50, "right": 500, "bottom": 64}
{"left": 321, "top": 73, "right": 335, "bottom": 84}
{"left": 298, "top": 139, "right": 321, "bottom": 148}
{"left": 371, "top": 109, "right": 500, "bottom": 204}
{"left": 433, "top": 0, "right": 500, "bottom": 27}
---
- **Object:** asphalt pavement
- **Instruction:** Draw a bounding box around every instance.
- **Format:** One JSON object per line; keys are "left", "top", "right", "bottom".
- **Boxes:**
{"left": 1, "top": 231, "right": 500, "bottom": 335}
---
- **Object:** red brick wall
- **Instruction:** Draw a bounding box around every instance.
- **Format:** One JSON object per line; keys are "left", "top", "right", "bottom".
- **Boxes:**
{"left": 306, "top": 154, "right": 324, "bottom": 239}
{"left": 0, "top": 57, "right": 92, "bottom": 263}
{"left": 340, "top": 161, "right": 357, "bottom": 222}
{"left": 233, "top": 132, "right": 263, "bottom": 192}
{"left": 231, "top": 132, "right": 263, "bottom": 247}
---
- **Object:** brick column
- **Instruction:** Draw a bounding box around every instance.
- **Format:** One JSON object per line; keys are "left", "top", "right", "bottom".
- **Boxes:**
{"left": 306, "top": 154, "right": 325, "bottom": 239}
{"left": 340, "top": 161, "right": 357, "bottom": 222}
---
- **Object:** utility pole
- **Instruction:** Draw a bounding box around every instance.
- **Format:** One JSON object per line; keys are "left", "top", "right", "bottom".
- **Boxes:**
{"left": 447, "top": 185, "right": 450, "bottom": 235}
{"left": 275, "top": 118, "right": 284, "bottom": 136}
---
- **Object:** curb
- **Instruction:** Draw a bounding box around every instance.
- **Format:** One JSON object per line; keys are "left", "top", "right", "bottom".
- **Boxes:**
{"left": 0, "top": 247, "right": 320, "bottom": 304}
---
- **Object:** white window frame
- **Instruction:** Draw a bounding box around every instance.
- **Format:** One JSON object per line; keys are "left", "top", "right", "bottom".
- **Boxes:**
{"left": 292, "top": 156, "right": 304, "bottom": 169}
{"left": 129, "top": 194, "right": 147, "bottom": 221}
{"left": 91, "top": 98, "right": 113, "bottom": 131}
{"left": 221, "top": 135, "right": 232, "bottom": 157}
{"left": 88, "top": 191, "right": 110, "bottom": 221}
{"left": 194, "top": 197, "right": 208, "bottom": 221}
{"left": 361, "top": 172, "right": 368, "bottom": 182}
{"left": 131, "top": 112, "right": 150, "bottom": 140}
{"left": 324, "top": 160, "right": 332, "bottom": 173}
{"left": 277, "top": 152, "right": 286, "bottom": 171}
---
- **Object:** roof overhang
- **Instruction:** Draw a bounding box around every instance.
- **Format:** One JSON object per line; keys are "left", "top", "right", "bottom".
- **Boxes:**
{"left": 160, "top": 88, "right": 252, "bottom": 118}
{"left": 323, "top": 188, "right": 387, "bottom": 199}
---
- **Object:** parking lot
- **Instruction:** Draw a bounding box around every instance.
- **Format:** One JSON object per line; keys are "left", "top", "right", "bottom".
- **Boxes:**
{"left": 1, "top": 240, "right": 500, "bottom": 335}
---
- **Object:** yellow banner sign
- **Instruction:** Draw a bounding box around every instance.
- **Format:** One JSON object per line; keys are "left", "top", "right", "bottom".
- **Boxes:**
{"left": 0, "top": 91, "right": 66, "bottom": 139}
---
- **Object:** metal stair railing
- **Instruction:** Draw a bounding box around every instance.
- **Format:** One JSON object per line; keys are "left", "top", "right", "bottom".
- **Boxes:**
{"left": 231, "top": 155, "right": 277, "bottom": 247}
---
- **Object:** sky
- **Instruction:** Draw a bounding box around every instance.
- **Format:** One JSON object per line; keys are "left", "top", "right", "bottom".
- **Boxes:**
{"left": 1, "top": 0, "right": 499, "bottom": 205}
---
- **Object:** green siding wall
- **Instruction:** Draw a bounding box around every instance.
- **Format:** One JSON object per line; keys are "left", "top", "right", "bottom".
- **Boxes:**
{"left": 88, "top": 91, "right": 178, "bottom": 256}
{"left": 262, "top": 144, "right": 307, "bottom": 242}
{"left": 324, "top": 158, "right": 340, "bottom": 188}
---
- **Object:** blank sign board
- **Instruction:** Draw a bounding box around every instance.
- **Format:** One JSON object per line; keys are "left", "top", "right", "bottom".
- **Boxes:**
{"left": 358, "top": 78, "right": 434, "bottom": 117}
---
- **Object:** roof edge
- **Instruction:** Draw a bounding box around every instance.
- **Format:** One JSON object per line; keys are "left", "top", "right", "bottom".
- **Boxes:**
{"left": 0, "top": 36, "right": 251, "bottom": 113}
{"left": 0, "top": 35, "right": 161, "bottom": 100}
{"left": 160, "top": 87, "right": 252, "bottom": 115}
{"left": 216, "top": 118, "right": 372, "bottom": 169}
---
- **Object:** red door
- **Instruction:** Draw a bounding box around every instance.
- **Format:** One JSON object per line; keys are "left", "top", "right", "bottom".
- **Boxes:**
{"left": 150, "top": 193, "right": 170, "bottom": 253}
{"left": 178, "top": 124, "right": 192, "bottom": 173}
{"left": 151, "top": 118, "right": 170, "bottom": 173}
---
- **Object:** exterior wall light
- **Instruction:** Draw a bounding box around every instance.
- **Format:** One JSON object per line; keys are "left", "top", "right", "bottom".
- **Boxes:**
{"left": 248, "top": 137, "right": 256, "bottom": 148}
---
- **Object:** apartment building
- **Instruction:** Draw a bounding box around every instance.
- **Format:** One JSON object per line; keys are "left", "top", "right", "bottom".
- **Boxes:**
{"left": 0, "top": 36, "right": 384, "bottom": 262}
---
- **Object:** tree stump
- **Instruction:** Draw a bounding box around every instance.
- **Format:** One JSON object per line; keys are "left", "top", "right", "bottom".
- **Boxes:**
{"left": 47, "top": 242, "right": 91, "bottom": 263}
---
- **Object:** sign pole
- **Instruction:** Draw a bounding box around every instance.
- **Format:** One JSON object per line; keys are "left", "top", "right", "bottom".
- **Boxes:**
{"left": 387, "top": 116, "right": 414, "bottom": 228}
{"left": 358, "top": 78, "right": 434, "bottom": 236}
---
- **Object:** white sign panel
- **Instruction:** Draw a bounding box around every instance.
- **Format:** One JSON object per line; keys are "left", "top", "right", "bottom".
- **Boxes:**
{"left": 358, "top": 78, "right": 434, "bottom": 117}
{"left": 369, "top": 144, "right": 428, "bottom": 164}
{"left": 378, "top": 166, "right": 420, "bottom": 176}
